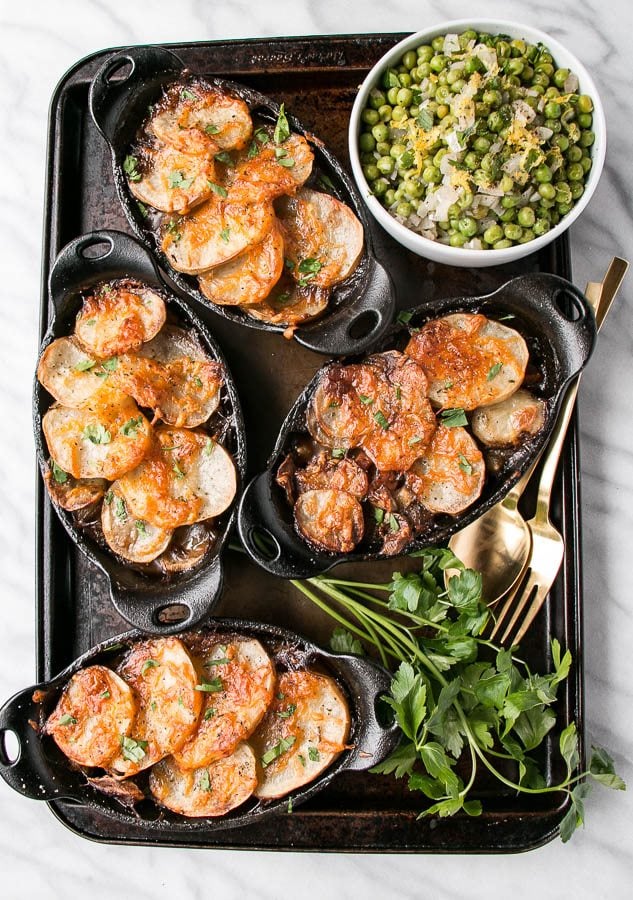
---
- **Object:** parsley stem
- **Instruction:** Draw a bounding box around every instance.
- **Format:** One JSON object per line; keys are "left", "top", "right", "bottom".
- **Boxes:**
{"left": 318, "top": 578, "right": 392, "bottom": 592}
{"left": 290, "top": 581, "right": 375, "bottom": 648}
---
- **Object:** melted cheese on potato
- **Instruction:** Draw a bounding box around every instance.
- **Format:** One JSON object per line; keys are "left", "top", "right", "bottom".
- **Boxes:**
{"left": 226, "top": 133, "right": 314, "bottom": 205}
{"left": 244, "top": 278, "right": 330, "bottom": 328}
{"left": 198, "top": 223, "right": 284, "bottom": 306}
{"left": 74, "top": 282, "right": 166, "bottom": 358}
{"left": 471, "top": 389, "right": 546, "bottom": 446}
{"left": 128, "top": 143, "right": 218, "bottom": 215}
{"left": 101, "top": 481, "right": 173, "bottom": 563}
{"left": 294, "top": 488, "right": 364, "bottom": 553}
{"left": 150, "top": 84, "right": 253, "bottom": 154}
{"left": 46, "top": 666, "right": 136, "bottom": 768}
{"left": 37, "top": 336, "right": 107, "bottom": 408}
{"left": 174, "top": 638, "right": 275, "bottom": 769}
{"left": 110, "top": 637, "right": 202, "bottom": 776}
{"left": 405, "top": 313, "right": 528, "bottom": 410}
{"left": 406, "top": 425, "right": 485, "bottom": 514}
{"left": 149, "top": 743, "right": 257, "bottom": 817}
{"left": 252, "top": 670, "right": 350, "bottom": 800}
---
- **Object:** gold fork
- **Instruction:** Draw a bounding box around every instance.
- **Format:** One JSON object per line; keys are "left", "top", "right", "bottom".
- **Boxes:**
{"left": 490, "top": 257, "right": 629, "bottom": 645}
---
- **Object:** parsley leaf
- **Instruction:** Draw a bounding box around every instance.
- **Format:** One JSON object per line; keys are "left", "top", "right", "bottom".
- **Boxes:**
{"left": 219, "top": 226, "right": 231, "bottom": 243}
{"left": 417, "top": 108, "right": 434, "bottom": 131}
{"left": 330, "top": 627, "right": 365, "bottom": 655}
{"left": 373, "top": 410, "right": 390, "bottom": 430}
{"left": 487, "top": 362, "right": 503, "bottom": 381}
{"left": 261, "top": 735, "right": 296, "bottom": 767}
{"left": 439, "top": 408, "right": 468, "bottom": 428}
{"left": 274, "top": 103, "right": 290, "bottom": 144}
{"left": 207, "top": 180, "right": 228, "bottom": 197}
{"left": 167, "top": 170, "right": 195, "bottom": 190}
{"left": 120, "top": 735, "right": 148, "bottom": 763}
{"left": 59, "top": 714, "right": 77, "bottom": 726}
{"left": 121, "top": 416, "right": 143, "bottom": 437}
{"left": 50, "top": 459, "right": 68, "bottom": 485}
{"left": 195, "top": 678, "right": 224, "bottom": 693}
{"left": 83, "top": 424, "right": 111, "bottom": 445}
{"left": 123, "top": 155, "right": 142, "bottom": 182}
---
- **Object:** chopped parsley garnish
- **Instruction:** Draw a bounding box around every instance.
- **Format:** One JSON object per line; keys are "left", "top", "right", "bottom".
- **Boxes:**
{"left": 277, "top": 704, "right": 297, "bottom": 719}
{"left": 298, "top": 754, "right": 306, "bottom": 767}
{"left": 287, "top": 797, "right": 293, "bottom": 814}
{"left": 135, "top": 520, "right": 147, "bottom": 534}
{"left": 458, "top": 454, "right": 473, "bottom": 475}
{"left": 416, "top": 108, "right": 434, "bottom": 131}
{"left": 114, "top": 496, "right": 127, "bottom": 522}
{"left": 277, "top": 692, "right": 285, "bottom": 700}
{"left": 172, "top": 461, "right": 186, "bottom": 479}
{"left": 104, "top": 490, "right": 114, "bottom": 505}
{"left": 374, "top": 507, "right": 385, "bottom": 525}
{"left": 101, "top": 357, "right": 118, "bottom": 372}
{"left": 373, "top": 410, "right": 390, "bottom": 430}
{"left": 274, "top": 103, "right": 290, "bottom": 144}
{"left": 198, "top": 769, "right": 212, "bottom": 792}
{"left": 214, "top": 151, "right": 234, "bottom": 166}
{"left": 359, "top": 394, "right": 373, "bottom": 405}
{"left": 308, "top": 746, "right": 320, "bottom": 762}
{"left": 165, "top": 219, "right": 182, "bottom": 242}
{"left": 397, "top": 310, "right": 413, "bottom": 325}
{"left": 408, "top": 435, "right": 423, "bottom": 446}
{"left": 204, "top": 123, "right": 220, "bottom": 135}
{"left": 331, "top": 448, "right": 346, "bottom": 459}
{"left": 101, "top": 690, "right": 111, "bottom": 699}
{"left": 180, "top": 88, "right": 197, "bottom": 101}
{"left": 487, "top": 362, "right": 503, "bottom": 380}
{"left": 74, "top": 357, "right": 96, "bottom": 372}
{"left": 297, "top": 258, "right": 323, "bottom": 286}
{"left": 136, "top": 200, "right": 149, "bottom": 219}
{"left": 204, "top": 438, "right": 215, "bottom": 456}
{"left": 141, "top": 659, "right": 158, "bottom": 675}
{"left": 83, "top": 424, "right": 111, "bottom": 445}
{"left": 395, "top": 385, "right": 402, "bottom": 400}
{"left": 261, "top": 735, "right": 296, "bottom": 767}
{"left": 85, "top": 318, "right": 97, "bottom": 326}
{"left": 444, "top": 380, "right": 454, "bottom": 390}
{"left": 318, "top": 173, "right": 336, "bottom": 191}
{"left": 388, "top": 513, "right": 399, "bottom": 533}
{"left": 219, "top": 226, "right": 231, "bottom": 243}
{"left": 206, "top": 656, "right": 231, "bottom": 666}
{"left": 50, "top": 460, "right": 68, "bottom": 485}
{"left": 150, "top": 701, "right": 157, "bottom": 712}
{"left": 204, "top": 707, "right": 217, "bottom": 720}
{"left": 120, "top": 735, "right": 148, "bottom": 763}
{"left": 440, "top": 407, "right": 468, "bottom": 428}
{"left": 167, "top": 170, "right": 195, "bottom": 190}
{"left": 59, "top": 714, "right": 77, "bottom": 726}
{"left": 207, "top": 180, "right": 228, "bottom": 198}
{"left": 272, "top": 291, "right": 293, "bottom": 307}
{"left": 123, "top": 155, "right": 142, "bottom": 182}
{"left": 277, "top": 155, "right": 295, "bottom": 168}
{"left": 195, "top": 678, "right": 224, "bottom": 693}
{"left": 121, "top": 416, "right": 143, "bottom": 437}
{"left": 193, "top": 376, "right": 203, "bottom": 388}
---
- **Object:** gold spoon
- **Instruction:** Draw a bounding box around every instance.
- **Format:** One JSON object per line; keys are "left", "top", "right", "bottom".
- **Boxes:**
{"left": 447, "top": 257, "right": 628, "bottom": 604}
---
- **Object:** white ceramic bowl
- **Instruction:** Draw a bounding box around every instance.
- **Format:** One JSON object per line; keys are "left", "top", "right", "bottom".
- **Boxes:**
{"left": 348, "top": 19, "right": 606, "bottom": 267}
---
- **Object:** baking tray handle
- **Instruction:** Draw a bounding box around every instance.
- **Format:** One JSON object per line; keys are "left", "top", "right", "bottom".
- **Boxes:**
{"left": 0, "top": 686, "right": 62, "bottom": 801}
{"left": 238, "top": 472, "right": 337, "bottom": 579}
{"left": 295, "top": 255, "right": 396, "bottom": 356}
{"left": 109, "top": 555, "right": 224, "bottom": 635}
{"left": 89, "top": 45, "right": 183, "bottom": 146}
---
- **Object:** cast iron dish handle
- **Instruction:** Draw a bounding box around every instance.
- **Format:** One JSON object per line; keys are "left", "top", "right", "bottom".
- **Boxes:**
{"left": 238, "top": 470, "right": 339, "bottom": 579}
{"left": 0, "top": 686, "right": 62, "bottom": 801}
{"left": 89, "top": 45, "right": 182, "bottom": 147}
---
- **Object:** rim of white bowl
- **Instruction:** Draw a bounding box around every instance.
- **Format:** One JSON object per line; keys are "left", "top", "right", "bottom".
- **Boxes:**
{"left": 348, "top": 19, "right": 606, "bottom": 266}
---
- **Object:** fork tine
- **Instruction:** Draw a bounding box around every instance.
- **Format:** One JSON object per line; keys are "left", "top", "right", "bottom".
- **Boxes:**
{"left": 512, "top": 568, "right": 563, "bottom": 645}
{"left": 497, "top": 570, "right": 540, "bottom": 644}
{"left": 488, "top": 567, "right": 530, "bottom": 640}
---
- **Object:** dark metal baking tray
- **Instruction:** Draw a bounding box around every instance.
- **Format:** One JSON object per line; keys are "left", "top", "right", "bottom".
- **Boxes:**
{"left": 36, "top": 33, "right": 584, "bottom": 852}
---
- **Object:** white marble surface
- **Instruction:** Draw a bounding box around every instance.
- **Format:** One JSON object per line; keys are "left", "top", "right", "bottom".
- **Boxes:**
{"left": 1, "top": 0, "right": 632, "bottom": 896}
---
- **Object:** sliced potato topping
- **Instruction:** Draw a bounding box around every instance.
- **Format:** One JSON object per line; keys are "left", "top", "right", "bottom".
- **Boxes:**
{"left": 150, "top": 84, "right": 253, "bottom": 154}
{"left": 174, "top": 638, "right": 275, "bottom": 769}
{"left": 406, "top": 425, "right": 485, "bottom": 515}
{"left": 44, "top": 465, "right": 107, "bottom": 511}
{"left": 101, "top": 481, "right": 173, "bottom": 563}
{"left": 118, "top": 426, "right": 237, "bottom": 529}
{"left": 294, "top": 453, "right": 369, "bottom": 500}
{"left": 198, "top": 223, "right": 284, "bottom": 306}
{"left": 252, "top": 670, "right": 350, "bottom": 800}
{"left": 276, "top": 188, "right": 364, "bottom": 288}
{"left": 37, "top": 336, "right": 107, "bottom": 408}
{"left": 110, "top": 637, "right": 202, "bottom": 776}
{"left": 75, "top": 282, "right": 166, "bottom": 358}
{"left": 307, "top": 364, "right": 375, "bottom": 449}
{"left": 244, "top": 277, "right": 330, "bottom": 328}
{"left": 471, "top": 389, "right": 546, "bottom": 447}
{"left": 149, "top": 743, "right": 257, "bottom": 817}
{"left": 42, "top": 390, "right": 152, "bottom": 481}
{"left": 226, "top": 133, "right": 314, "bottom": 205}
{"left": 294, "top": 488, "right": 364, "bottom": 553}
{"left": 162, "top": 195, "right": 275, "bottom": 274}
{"left": 405, "top": 313, "right": 529, "bottom": 410}
{"left": 127, "top": 143, "right": 218, "bottom": 215}
{"left": 45, "top": 666, "right": 136, "bottom": 768}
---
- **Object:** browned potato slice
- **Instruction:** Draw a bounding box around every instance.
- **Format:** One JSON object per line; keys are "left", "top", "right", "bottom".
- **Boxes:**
{"left": 155, "top": 523, "right": 215, "bottom": 574}
{"left": 149, "top": 743, "right": 257, "bottom": 817}
{"left": 101, "top": 481, "right": 173, "bottom": 563}
{"left": 294, "top": 453, "right": 369, "bottom": 500}
{"left": 75, "top": 282, "right": 166, "bottom": 358}
{"left": 244, "top": 278, "right": 330, "bottom": 328}
{"left": 471, "top": 389, "right": 546, "bottom": 447}
{"left": 42, "top": 391, "right": 152, "bottom": 481}
{"left": 294, "top": 488, "right": 364, "bottom": 553}
{"left": 405, "top": 313, "right": 529, "bottom": 411}
{"left": 173, "top": 638, "right": 275, "bottom": 769}
{"left": 110, "top": 637, "right": 202, "bottom": 776}
{"left": 162, "top": 196, "right": 275, "bottom": 274}
{"left": 306, "top": 363, "right": 376, "bottom": 449}
{"left": 276, "top": 188, "right": 364, "bottom": 287}
{"left": 406, "top": 425, "right": 485, "bottom": 514}
{"left": 226, "top": 133, "right": 313, "bottom": 205}
{"left": 118, "top": 427, "right": 237, "bottom": 529}
{"left": 150, "top": 84, "right": 252, "bottom": 154}
{"left": 136, "top": 323, "right": 210, "bottom": 365}
{"left": 44, "top": 464, "right": 107, "bottom": 511}
{"left": 128, "top": 143, "right": 217, "bottom": 214}
{"left": 198, "top": 224, "right": 284, "bottom": 306}
{"left": 358, "top": 351, "right": 437, "bottom": 472}
{"left": 37, "top": 336, "right": 106, "bottom": 407}
{"left": 252, "top": 670, "right": 350, "bottom": 800}
{"left": 45, "top": 666, "right": 136, "bottom": 768}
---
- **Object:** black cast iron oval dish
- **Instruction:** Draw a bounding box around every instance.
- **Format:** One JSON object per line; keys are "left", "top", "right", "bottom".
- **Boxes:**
{"left": 0, "top": 619, "right": 398, "bottom": 832}
{"left": 34, "top": 229, "right": 247, "bottom": 634}
{"left": 88, "top": 45, "right": 395, "bottom": 356}
{"left": 238, "top": 273, "right": 596, "bottom": 578}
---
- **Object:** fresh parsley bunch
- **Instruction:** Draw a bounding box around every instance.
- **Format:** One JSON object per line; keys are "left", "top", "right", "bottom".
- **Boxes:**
{"left": 292, "top": 548, "right": 625, "bottom": 842}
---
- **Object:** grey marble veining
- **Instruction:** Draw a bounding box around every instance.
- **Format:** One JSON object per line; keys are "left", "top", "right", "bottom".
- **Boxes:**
{"left": 1, "top": 0, "right": 632, "bottom": 896}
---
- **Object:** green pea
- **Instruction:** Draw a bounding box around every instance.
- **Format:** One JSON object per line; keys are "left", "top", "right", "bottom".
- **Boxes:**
{"left": 475, "top": 101, "right": 491, "bottom": 117}
{"left": 473, "top": 136, "right": 492, "bottom": 154}
{"left": 436, "top": 104, "right": 449, "bottom": 119}
{"left": 570, "top": 182, "right": 585, "bottom": 200}
{"left": 404, "top": 179, "right": 424, "bottom": 199}
{"left": 362, "top": 163, "right": 380, "bottom": 181}
{"left": 483, "top": 224, "right": 504, "bottom": 244}
{"left": 433, "top": 148, "right": 449, "bottom": 166}
{"left": 577, "top": 94, "right": 593, "bottom": 113}
{"left": 391, "top": 105, "right": 407, "bottom": 122}
{"left": 465, "top": 56, "right": 483, "bottom": 75}
{"left": 550, "top": 210, "right": 561, "bottom": 225}
{"left": 398, "top": 73, "right": 412, "bottom": 88}
{"left": 482, "top": 89, "right": 502, "bottom": 108}
{"left": 431, "top": 36, "right": 445, "bottom": 52}
{"left": 510, "top": 38, "right": 527, "bottom": 55}
{"left": 387, "top": 86, "right": 399, "bottom": 105}
{"left": 487, "top": 111, "right": 505, "bottom": 133}
{"left": 460, "top": 29, "right": 478, "bottom": 43}
{"left": 535, "top": 61, "right": 554, "bottom": 76}
{"left": 384, "top": 188, "right": 396, "bottom": 206}
{"left": 553, "top": 134, "right": 569, "bottom": 152}
{"left": 499, "top": 175, "right": 514, "bottom": 193}
{"left": 555, "top": 183, "right": 572, "bottom": 205}
{"left": 581, "top": 156, "right": 592, "bottom": 174}
{"left": 436, "top": 85, "right": 451, "bottom": 103}
{"left": 369, "top": 88, "right": 387, "bottom": 110}
{"left": 361, "top": 108, "right": 379, "bottom": 126}
{"left": 565, "top": 122, "right": 581, "bottom": 143}
{"left": 360, "top": 151, "right": 375, "bottom": 165}
{"left": 518, "top": 228, "right": 535, "bottom": 244}
{"left": 501, "top": 194, "right": 521, "bottom": 209}
{"left": 557, "top": 202, "right": 573, "bottom": 216}
{"left": 402, "top": 50, "right": 417, "bottom": 70}
{"left": 449, "top": 232, "right": 468, "bottom": 247}
{"left": 493, "top": 239, "right": 513, "bottom": 249}
{"left": 359, "top": 132, "right": 376, "bottom": 152}
{"left": 458, "top": 190, "right": 474, "bottom": 209}
{"left": 458, "top": 216, "right": 478, "bottom": 237}
{"left": 496, "top": 40, "right": 511, "bottom": 58}
{"left": 446, "top": 67, "right": 463, "bottom": 85}
{"left": 506, "top": 58, "right": 524, "bottom": 76}
{"left": 520, "top": 65, "right": 534, "bottom": 83}
{"left": 473, "top": 169, "right": 489, "bottom": 186}
{"left": 375, "top": 141, "right": 390, "bottom": 156}
{"left": 538, "top": 182, "right": 556, "bottom": 200}
{"left": 580, "top": 130, "right": 595, "bottom": 148}
{"left": 376, "top": 155, "right": 395, "bottom": 175}
{"left": 416, "top": 44, "right": 434, "bottom": 63}
{"left": 378, "top": 104, "right": 393, "bottom": 122}
{"left": 430, "top": 54, "right": 448, "bottom": 72}
{"left": 422, "top": 165, "right": 442, "bottom": 184}
{"left": 567, "top": 162, "right": 584, "bottom": 181}
{"left": 371, "top": 122, "right": 390, "bottom": 144}
{"left": 437, "top": 70, "right": 449, "bottom": 86}
{"left": 450, "top": 78, "right": 466, "bottom": 93}
{"left": 539, "top": 197, "right": 556, "bottom": 210}
{"left": 464, "top": 151, "right": 480, "bottom": 171}
{"left": 499, "top": 208, "right": 516, "bottom": 223}
{"left": 504, "top": 223, "right": 523, "bottom": 240}
{"left": 545, "top": 118, "right": 562, "bottom": 134}
{"left": 544, "top": 101, "right": 561, "bottom": 119}
{"left": 553, "top": 68, "right": 570, "bottom": 88}
{"left": 544, "top": 86, "right": 560, "bottom": 100}
{"left": 532, "top": 72, "right": 550, "bottom": 88}
{"left": 533, "top": 218, "right": 550, "bottom": 236}
{"left": 577, "top": 113, "right": 592, "bottom": 129}
{"left": 534, "top": 164, "right": 553, "bottom": 183}
{"left": 371, "top": 177, "right": 389, "bottom": 197}
{"left": 396, "top": 201, "right": 413, "bottom": 218}
{"left": 517, "top": 206, "right": 536, "bottom": 227}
